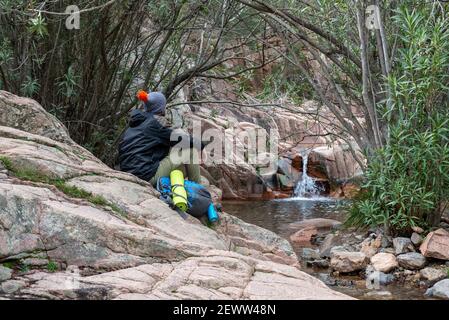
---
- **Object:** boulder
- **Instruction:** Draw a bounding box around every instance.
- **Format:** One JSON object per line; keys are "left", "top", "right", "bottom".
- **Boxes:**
{"left": 410, "top": 232, "right": 423, "bottom": 246}
{"left": 420, "top": 228, "right": 449, "bottom": 260}
{"left": 0, "top": 280, "right": 26, "bottom": 294}
{"left": 397, "top": 252, "right": 427, "bottom": 270}
{"left": 419, "top": 267, "right": 447, "bottom": 283}
{"left": 300, "top": 248, "right": 320, "bottom": 261}
{"left": 330, "top": 251, "right": 369, "bottom": 273}
{"left": 393, "top": 237, "right": 415, "bottom": 255}
{"left": 425, "top": 279, "right": 449, "bottom": 300}
{"left": 319, "top": 234, "right": 343, "bottom": 258}
{"left": 0, "top": 266, "right": 12, "bottom": 282}
{"left": 0, "top": 90, "right": 72, "bottom": 144}
{"left": 360, "top": 235, "right": 383, "bottom": 258}
{"left": 290, "top": 227, "right": 318, "bottom": 246}
{"left": 370, "top": 253, "right": 398, "bottom": 273}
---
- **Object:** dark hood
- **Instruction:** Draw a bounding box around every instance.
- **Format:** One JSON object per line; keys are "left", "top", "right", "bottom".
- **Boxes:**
{"left": 129, "top": 109, "right": 149, "bottom": 127}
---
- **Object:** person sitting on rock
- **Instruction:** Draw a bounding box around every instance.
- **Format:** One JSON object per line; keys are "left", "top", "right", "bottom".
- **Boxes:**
{"left": 118, "top": 90, "right": 204, "bottom": 186}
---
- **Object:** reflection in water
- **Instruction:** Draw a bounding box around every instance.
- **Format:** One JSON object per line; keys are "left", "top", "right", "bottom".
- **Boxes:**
{"left": 223, "top": 198, "right": 349, "bottom": 243}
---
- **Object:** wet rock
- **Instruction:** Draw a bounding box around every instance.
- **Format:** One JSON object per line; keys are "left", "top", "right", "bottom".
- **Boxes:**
{"left": 380, "top": 248, "right": 396, "bottom": 255}
{"left": 366, "top": 270, "right": 395, "bottom": 286}
{"left": 420, "top": 228, "right": 449, "bottom": 260}
{"left": 290, "top": 227, "right": 318, "bottom": 246}
{"left": 330, "top": 251, "right": 369, "bottom": 273}
{"left": 0, "top": 280, "right": 27, "bottom": 294}
{"left": 397, "top": 252, "right": 426, "bottom": 270}
{"left": 363, "top": 290, "right": 393, "bottom": 300}
{"left": 411, "top": 233, "right": 423, "bottom": 246}
{"left": 419, "top": 267, "right": 447, "bottom": 283}
{"left": 330, "top": 245, "right": 353, "bottom": 255}
{"left": 306, "top": 259, "right": 330, "bottom": 269}
{"left": 319, "top": 234, "right": 342, "bottom": 258}
{"left": 425, "top": 279, "right": 449, "bottom": 299}
{"left": 0, "top": 266, "right": 12, "bottom": 282}
{"left": 360, "top": 234, "right": 383, "bottom": 258}
{"left": 288, "top": 218, "right": 342, "bottom": 232}
{"left": 300, "top": 248, "right": 320, "bottom": 261}
{"left": 393, "top": 237, "right": 415, "bottom": 255}
{"left": 370, "top": 253, "right": 398, "bottom": 273}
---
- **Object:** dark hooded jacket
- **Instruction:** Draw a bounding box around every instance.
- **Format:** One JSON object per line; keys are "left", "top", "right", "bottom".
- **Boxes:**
{"left": 118, "top": 109, "right": 202, "bottom": 182}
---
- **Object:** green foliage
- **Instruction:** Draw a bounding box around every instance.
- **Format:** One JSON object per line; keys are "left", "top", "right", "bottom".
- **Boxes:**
{"left": 28, "top": 13, "right": 48, "bottom": 37}
{"left": 210, "top": 109, "right": 219, "bottom": 119}
{"left": 19, "top": 263, "right": 30, "bottom": 273}
{"left": 349, "top": 5, "right": 449, "bottom": 233}
{"left": 0, "top": 156, "right": 13, "bottom": 171}
{"left": 57, "top": 66, "right": 79, "bottom": 98}
{"left": 2, "top": 261, "right": 15, "bottom": 269}
{"left": 0, "top": 156, "right": 127, "bottom": 217}
{"left": 255, "top": 66, "right": 314, "bottom": 105}
{"left": 47, "top": 261, "right": 58, "bottom": 273}
{"left": 21, "top": 76, "right": 40, "bottom": 97}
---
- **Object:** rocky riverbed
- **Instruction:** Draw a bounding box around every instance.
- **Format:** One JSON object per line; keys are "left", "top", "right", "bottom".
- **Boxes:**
{"left": 224, "top": 199, "right": 449, "bottom": 300}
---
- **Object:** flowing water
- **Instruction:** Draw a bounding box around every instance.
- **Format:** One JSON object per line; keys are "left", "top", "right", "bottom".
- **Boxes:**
{"left": 293, "top": 150, "right": 324, "bottom": 198}
{"left": 222, "top": 150, "right": 429, "bottom": 299}
{"left": 223, "top": 198, "right": 429, "bottom": 300}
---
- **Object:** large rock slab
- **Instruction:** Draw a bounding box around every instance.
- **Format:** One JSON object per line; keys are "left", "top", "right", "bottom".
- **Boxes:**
{"left": 420, "top": 229, "right": 449, "bottom": 260}
{"left": 15, "top": 251, "right": 351, "bottom": 300}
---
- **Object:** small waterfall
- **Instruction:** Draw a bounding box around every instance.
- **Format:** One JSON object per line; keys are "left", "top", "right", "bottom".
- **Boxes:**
{"left": 293, "top": 150, "right": 323, "bottom": 198}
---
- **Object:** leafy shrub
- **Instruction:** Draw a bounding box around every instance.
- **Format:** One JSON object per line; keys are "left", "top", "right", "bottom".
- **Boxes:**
{"left": 348, "top": 5, "right": 449, "bottom": 234}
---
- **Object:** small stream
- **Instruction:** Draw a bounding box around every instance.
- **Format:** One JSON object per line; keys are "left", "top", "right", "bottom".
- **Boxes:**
{"left": 223, "top": 198, "right": 428, "bottom": 300}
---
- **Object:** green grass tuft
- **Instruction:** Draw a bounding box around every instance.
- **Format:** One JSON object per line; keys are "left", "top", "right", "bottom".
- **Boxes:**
{"left": 2, "top": 261, "right": 15, "bottom": 269}
{"left": 47, "top": 261, "right": 58, "bottom": 273}
{"left": 19, "top": 263, "right": 30, "bottom": 273}
{"left": 0, "top": 156, "right": 127, "bottom": 217}
{"left": 0, "top": 156, "right": 14, "bottom": 171}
